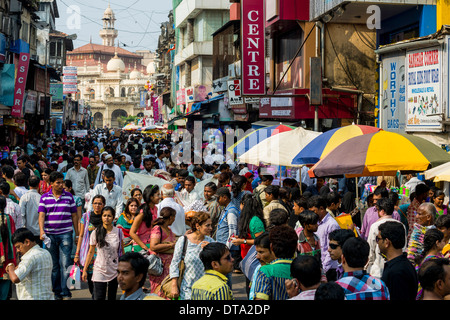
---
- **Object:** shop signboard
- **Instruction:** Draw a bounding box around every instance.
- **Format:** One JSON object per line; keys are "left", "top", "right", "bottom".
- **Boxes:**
{"left": 12, "top": 52, "right": 30, "bottom": 118}
{"left": 50, "top": 83, "right": 64, "bottom": 102}
{"left": 405, "top": 46, "right": 442, "bottom": 132}
{"left": 24, "top": 90, "right": 37, "bottom": 114}
{"left": 0, "top": 33, "right": 6, "bottom": 64}
{"left": 228, "top": 79, "right": 244, "bottom": 105}
{"left": 379, "top": 52, "right": 407, "bottom": 133}
{"left": 241, "top": 0, "right": 265, "bottom": 95}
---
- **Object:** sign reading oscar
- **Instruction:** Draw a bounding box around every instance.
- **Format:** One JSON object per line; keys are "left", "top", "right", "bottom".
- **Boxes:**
{"left": 241, "top": 0, "right": 265, "bottom": 96}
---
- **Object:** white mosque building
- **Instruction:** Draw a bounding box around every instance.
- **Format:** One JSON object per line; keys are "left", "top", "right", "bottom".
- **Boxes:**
{"left": 67, "top": 5, "right": 160, "bottom": 128}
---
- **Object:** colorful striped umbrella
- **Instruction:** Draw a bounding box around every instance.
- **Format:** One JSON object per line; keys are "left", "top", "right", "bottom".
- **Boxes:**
{"left": 238, "top": 127, "right": 322, "bottom": 166}
{"left": 291, "top": 125, "right": 382, "bottom": 165}
{"left": 308, "top": 131, "right": 450, "bottom": 178}
{"left": 228, "top": 124, "right": 296, "bottom": 156}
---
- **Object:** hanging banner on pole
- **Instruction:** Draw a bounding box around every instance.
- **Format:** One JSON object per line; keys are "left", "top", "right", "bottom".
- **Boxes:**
{"left": 241, "top": 0, "right": 265, "bottom": 96}
{"left": 12, "top": 52, "right": 30, "bottom": 118}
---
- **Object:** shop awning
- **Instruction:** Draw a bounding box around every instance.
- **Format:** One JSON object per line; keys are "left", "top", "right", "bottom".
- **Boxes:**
{"left": 190, "top": 94, "right": 225, "bottom": 114}
{"left": 30, "top": 58, "right": 61, "bottom": 81}
{"left": 168, "top": 94, "right": 225, "bottom": 125}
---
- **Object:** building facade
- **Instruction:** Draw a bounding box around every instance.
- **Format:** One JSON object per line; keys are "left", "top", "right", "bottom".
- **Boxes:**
{"left": 66, "top": 5, "right": 159, "bottom": 129}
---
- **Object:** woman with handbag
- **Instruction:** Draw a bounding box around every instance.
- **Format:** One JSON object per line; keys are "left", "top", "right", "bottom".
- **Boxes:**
{"left": 168, "top": 211, "right": 214, "bottom": 300}
{"left": 74, "top": 194, "right": 105, "bottom": 298}
{"left": 148, "top": 207, "right": 177, "bottom": 295}
{"left": 82, "top": 206, "right": 125, "bottom": 300}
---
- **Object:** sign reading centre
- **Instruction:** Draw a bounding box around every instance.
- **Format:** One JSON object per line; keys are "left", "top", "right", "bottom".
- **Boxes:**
{"left": 241, "top": 0, "right": 265, "bottom": 96}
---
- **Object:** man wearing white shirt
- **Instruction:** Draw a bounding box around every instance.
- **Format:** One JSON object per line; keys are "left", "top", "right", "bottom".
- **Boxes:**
{"left": 94, "top": 154, "right": 123, "bottom": 187}
{"left": 19, "top": 176, "right": 41, "bottom": 240}
{"left": 177, "top": 176, "right": 201, "bottom": 207}
{"left": 89, "top": 169, "right": 123, "bottom": 218}
{"left": 139, "top": 157, "right": 157, "bottom": 175}
{"left": 366, "top": 197, "right": 406, "bottom": 279}
{"left": 192, "top": 166, "right": 213, "bottom": 182}
{"left": 157, "top": 183, "right": 186, "bottom": 236}
{"left": 65, "top": 154, "right": 90, "bottom": 200}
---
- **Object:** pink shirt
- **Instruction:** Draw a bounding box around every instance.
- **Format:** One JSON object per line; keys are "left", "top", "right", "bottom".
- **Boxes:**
{"left": 90, "top": 226, "right": 123, "bottom": 282}
{"left": 361, "top": 206, "right": 401, "bottom": 240}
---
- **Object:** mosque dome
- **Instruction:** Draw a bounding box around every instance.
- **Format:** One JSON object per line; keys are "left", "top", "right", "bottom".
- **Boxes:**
{"left": 107, "top": 52, "right": 125, "bottom": 72}
{"left": 129, "top": 64, "right": 142, "bottom": 79}
{"left": 103, "top": 5, "right": 115, "bottom": 19}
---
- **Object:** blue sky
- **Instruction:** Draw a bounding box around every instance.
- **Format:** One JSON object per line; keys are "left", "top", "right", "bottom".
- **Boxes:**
{"left": 55, "top": 0, "right": 174, "bottom": 52}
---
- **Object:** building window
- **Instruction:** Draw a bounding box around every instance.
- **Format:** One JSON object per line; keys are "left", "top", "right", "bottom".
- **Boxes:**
{"left": 274, "top": 28, "right": 303, "bottom": 90}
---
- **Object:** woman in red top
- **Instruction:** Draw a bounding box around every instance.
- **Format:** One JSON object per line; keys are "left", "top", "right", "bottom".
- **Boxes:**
{"left": 38, "top": 169, "right": 52, "bottom": 195}
{"left": 129, "top": 184, "right": 161, "bottom": 252}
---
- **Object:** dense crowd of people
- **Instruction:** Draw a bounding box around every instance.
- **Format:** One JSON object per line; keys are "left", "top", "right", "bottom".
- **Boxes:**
{"left": 0, "top": 128, "right": 450, "bottom": 301}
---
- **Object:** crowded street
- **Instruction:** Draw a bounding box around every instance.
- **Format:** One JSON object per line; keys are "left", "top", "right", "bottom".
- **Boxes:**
{"left": 1, "top": 0, "right": 450, "bottom": 307}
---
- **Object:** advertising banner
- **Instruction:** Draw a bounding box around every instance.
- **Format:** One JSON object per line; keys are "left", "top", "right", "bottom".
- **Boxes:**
{"left": 0, "top": 33, "right": 6, "bottom": 64}
{"left": 406, "top": 47, "right": 442, "bottom": 132}
{"left": 241, "top": 0, "right": 265, "bottom": 95}
{"left": 63, "top": 66, "right": 78, "bottom": 94}
{"left": 50, "top": 83, "right": 64, "bottom": 101}
{"left": 228, "top": 79, "right": 244, "bottom": 105}
{"left": 12, "top": 52, "right": 30, "bottom": 118}
{"left": 379, "top": 52, "right": 407, "bottom": 133}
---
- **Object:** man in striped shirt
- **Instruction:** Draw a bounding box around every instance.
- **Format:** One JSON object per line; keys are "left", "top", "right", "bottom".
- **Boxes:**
{"left": 38, "top": 171, "right": 78, "bottom": 300}
{"left": 191, "top": 242, "right": 234, "bottom": 300}
{"left": 253, "top": 225, "right": 298, "bottom": 300}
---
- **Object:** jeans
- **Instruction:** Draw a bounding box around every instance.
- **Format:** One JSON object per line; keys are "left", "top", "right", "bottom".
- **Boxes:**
{"left": 47, "top": 232, "right": 73, "bottom": 298}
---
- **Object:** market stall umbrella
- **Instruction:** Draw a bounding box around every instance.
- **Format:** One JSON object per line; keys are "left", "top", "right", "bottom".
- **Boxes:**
{"left": 424, "top": 161, "right": 450, "bottom": 182}
{"left": 308, "top": 131, "right": 450, "bottom": 178}
{"left": 238, "top": 127, "right": 322, "bottom": 167}
{"left": 228, "top": 124, "right": 296, "bottom": 156}
{"left": 122, "top": 123, "right": 140, "bottom": 131}
{"left": 291, "top": 124, "right": 382, "bottom": 165}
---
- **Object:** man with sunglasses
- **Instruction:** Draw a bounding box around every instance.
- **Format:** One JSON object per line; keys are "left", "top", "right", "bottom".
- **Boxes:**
{"left": 191, "top": 242, "right": 234, "bottom": 300}
{"left": 366, "top": 197, "right": 406, "bottom": 279}
{"left": 327, "top": 229, "right": 355, "bottom": 281}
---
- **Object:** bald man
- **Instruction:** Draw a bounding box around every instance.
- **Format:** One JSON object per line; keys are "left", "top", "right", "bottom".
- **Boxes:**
{"left": 156, "top": 183, "right": 186, "bottom": 236}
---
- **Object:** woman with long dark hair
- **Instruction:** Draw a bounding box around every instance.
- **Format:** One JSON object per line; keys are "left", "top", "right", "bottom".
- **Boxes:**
{"left": 82, "top": 206, "right": 124, "bottom": 300}
{"left": 0, "top": 195, "right": 16, "bottom": 300}
{"left": 231, "top": 193, "right": 266, "bottom": 259}
{"left": 148, "top": 207, "right": 177, "bottom": 294}
{"left": 415, "top": 228, "right": 446, "bottom": 300}
{"left": 231, "top": 174, "right": 251, "bottom": 209}
{"left": 117, "top": 197, "right": 140, "bottom": 250}
{"left": 129, "top": 184, "right": 160, "bottom": 253}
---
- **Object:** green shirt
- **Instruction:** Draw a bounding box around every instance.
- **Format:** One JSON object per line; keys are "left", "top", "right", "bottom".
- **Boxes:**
{"left": 253, "top": 258, "right": 293, "bottom": 300}
{"left": 249, "top": 216, "right": 265, "bottom": 239}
